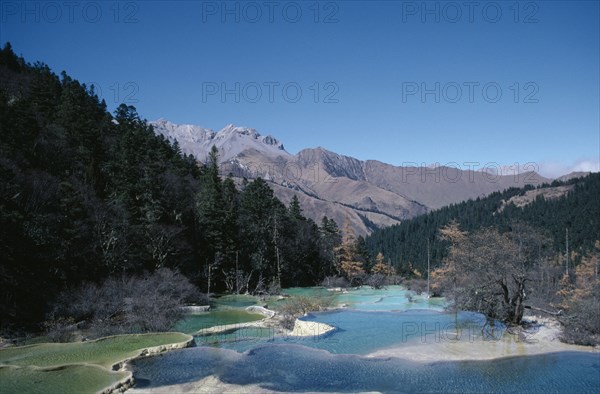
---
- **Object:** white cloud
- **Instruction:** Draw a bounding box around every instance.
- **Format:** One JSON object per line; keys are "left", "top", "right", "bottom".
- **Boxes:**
{"left": 538, "top": 158, "right": 600, "bottom": 179}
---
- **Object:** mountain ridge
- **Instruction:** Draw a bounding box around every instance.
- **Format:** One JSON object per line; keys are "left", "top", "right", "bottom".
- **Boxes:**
{"left": 151, "top": 119, "right": 566, "bottom": 235}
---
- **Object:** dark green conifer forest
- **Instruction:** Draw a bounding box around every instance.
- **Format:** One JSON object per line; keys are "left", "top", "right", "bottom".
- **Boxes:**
{"left": 365, "top": 174, "right": 600, "bottom": 275}
{"left": 0, "top": 44, "right": 337, "bottom": 331}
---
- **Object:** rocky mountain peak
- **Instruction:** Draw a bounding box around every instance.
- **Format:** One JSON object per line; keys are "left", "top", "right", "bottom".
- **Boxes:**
{"left": 150, "top": 120, "right": 289, "bottom": 163}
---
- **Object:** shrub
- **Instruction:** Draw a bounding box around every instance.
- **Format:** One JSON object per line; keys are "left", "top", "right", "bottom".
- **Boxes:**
{"left": 386, "top": 275, "right": 404, "bottom": 285}
{"left": 48, "top": 268, "right": 200, "bottom": 338}
{"left": 43, "top": 318, "right": 78, "bottom": 343}
{"left": 267, "top": 279, "right": 282, "bottom": 296}
{"left": 365, "top": 273, "right": 387, "bottom": 289}
{"left": 279, "top": 295, "right": 334, "bottom": 330}
{"left": 560, "top": 283, "right": 600, "bottom": 346}
{"left": 321, "top": 276, "right": 349, "bottom": 289}
{"left": 404, "top": 278, "right": 428, "bottom": 295}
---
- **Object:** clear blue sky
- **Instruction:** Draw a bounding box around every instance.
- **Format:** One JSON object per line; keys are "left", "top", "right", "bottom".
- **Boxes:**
{"left": 2, "top": 0, "right": 598, "bottom": 177}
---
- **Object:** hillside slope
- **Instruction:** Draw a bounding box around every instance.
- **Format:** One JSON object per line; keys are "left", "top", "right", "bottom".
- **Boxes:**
{"left": 365, "top": 173, "right": 599, "bottom": 275}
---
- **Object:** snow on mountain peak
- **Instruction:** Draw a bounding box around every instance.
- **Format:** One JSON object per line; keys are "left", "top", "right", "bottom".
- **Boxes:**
{"left": 149, "top": 119, "right": 289, "bottom": 163}
{"left": 217, "top": 124, "right": 260, "bottom": 139}
{"left": 215, "top": 124, "right": 283, "bottom": 148}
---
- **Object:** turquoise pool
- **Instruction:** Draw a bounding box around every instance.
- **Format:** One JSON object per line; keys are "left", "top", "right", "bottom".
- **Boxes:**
{"left": 132, "top": 347, "right": 600, "bottom": 393}
{"left": 173, "top": 310, "right": 264, "bottom": 334}
{"left": 280, "top": 285, "right": 447, "bottom": 312}
{"left": 133, "top": 286, "right": 600, "bottom": 393}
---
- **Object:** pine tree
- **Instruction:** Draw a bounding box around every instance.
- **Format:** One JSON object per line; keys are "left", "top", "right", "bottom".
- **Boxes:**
{"left": 335, "top": 219, "right": 365, "bottom": 285}
{"left": 196, "top": 145, "right": 226, "bottom": 291}
{"left": 319, "top": 216, "right": 341, "bottom": 277}
{"left": 238, "top": 178, "right": 277, "bottom": 276}
{"left": 289, "top": 195, "right": 304, "bottom": 220}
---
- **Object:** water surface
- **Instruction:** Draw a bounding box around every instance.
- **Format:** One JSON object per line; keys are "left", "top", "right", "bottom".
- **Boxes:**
{"left": 173, "top": 310, "right": 263, "bottom": 334}
{"left": 132, "top": 346, "right": 600, "bottom": 393}
{"left": 136, "top": 286, "right": 599, "bottom": 392}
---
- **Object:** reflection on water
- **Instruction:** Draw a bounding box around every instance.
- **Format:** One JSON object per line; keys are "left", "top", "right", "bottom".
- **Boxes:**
{"left": 132, "top": 346, "right": 600, "bottom": 393}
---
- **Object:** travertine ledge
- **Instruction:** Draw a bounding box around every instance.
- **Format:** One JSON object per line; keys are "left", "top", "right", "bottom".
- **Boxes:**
{"left": 288, "top": 319, "right": 336, "bottom": 337}
{"left": 245, "top": 305, "right": 276, "bottom": 318}
{"left": 102, "top": 334, "right": 194, "bottom": 394}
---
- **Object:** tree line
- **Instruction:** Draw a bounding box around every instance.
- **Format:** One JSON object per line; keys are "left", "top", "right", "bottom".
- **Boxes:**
{"left": 365, "top": 173, "right": 600, "bottom": 277}
{"left": 429, "top": 221, "right": 599, "bottom": 344}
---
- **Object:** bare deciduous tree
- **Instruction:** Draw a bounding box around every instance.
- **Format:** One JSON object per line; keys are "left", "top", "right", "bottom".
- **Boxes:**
{"left": 432, "top": 222, "right": 551, "bottom": 325}
{"left": 47, "top": 268, "right": 201, "bottom": 339}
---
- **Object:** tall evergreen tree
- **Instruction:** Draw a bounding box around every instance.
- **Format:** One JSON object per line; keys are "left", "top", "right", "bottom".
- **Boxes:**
{"left": 289, "top": 195, "right": 304, "bottom": 220}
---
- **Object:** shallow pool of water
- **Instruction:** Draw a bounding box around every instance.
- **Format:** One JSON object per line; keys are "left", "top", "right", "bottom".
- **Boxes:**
{"left": 131, "top": 346, "right": 600, "bottom": 393}
{"left": 195, "top": 327, "right": 276, "bottom": 346}
{"left": 283, "top": 287, "right": 332, "bottom": 297}
{"left": 173, "top": 310, "right": 264, "bottom": 334}
{"left": 141, "top": 286, "right": 599, "bottom": 392}
{"left": 282, "top": 286, "right": 446, "bottom": 312}
{"left": 212, "top": 294, "right": 263, "bottom": 308}
{"left": 197, "top": 309, "right": 498, "bottom": 355}
{"left": 333, "top": 286, "right": 446, "bottom": 311}
{"left": 189, "top": 287, "right": 475, "bottom": 354}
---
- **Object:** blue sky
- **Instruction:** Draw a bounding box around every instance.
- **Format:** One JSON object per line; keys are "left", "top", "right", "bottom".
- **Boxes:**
{"left": 1, "top": 0, "right": 598, "bottom": 177}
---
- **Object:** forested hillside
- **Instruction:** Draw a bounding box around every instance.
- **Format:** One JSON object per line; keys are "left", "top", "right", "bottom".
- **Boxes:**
{"left": 0, "top": 44, "right": 339, "bottom": 332}
{"left": 366, "top": 174, "right": 600, "bottom": 275}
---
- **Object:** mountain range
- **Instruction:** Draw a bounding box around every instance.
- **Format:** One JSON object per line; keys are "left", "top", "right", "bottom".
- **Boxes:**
{"left": 151, "top": 119, "right": 578, "bottom": 235}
